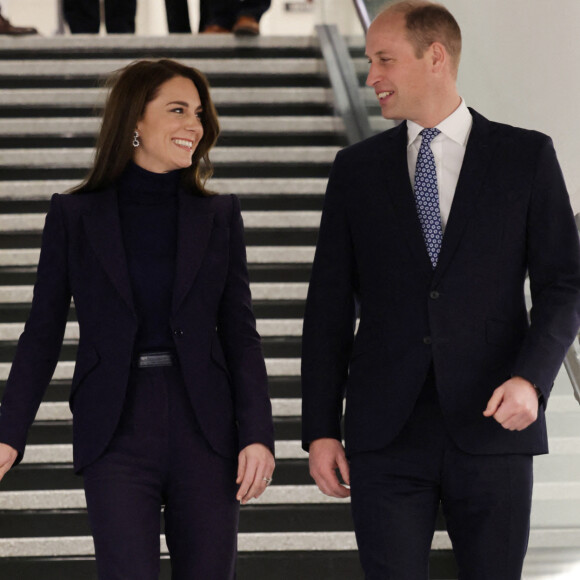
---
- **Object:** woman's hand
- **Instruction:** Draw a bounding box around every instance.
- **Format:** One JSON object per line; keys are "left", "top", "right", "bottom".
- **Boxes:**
{"left": 236, "top": 443, "right": 275, "bottom": 505}
{"left": 0, "top": 443, "right": 18, "bottom": 483}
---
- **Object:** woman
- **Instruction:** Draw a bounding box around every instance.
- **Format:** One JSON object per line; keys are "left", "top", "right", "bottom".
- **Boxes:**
{"left": 0, "top": 59, "right": 275, "bottom": 579}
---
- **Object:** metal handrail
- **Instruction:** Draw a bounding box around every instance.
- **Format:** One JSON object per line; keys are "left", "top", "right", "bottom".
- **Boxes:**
{"left": 316, "top": 24, "right": 372, "bottom": 144}
{"left": 352, "top": 0, "right": 371, "bottom": 33}
{"left": 564, "top": 213, "right": 580, "bottom": 404}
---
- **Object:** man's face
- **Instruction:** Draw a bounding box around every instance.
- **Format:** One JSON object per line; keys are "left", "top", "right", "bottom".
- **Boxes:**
{"left": 365, "top": 12, "right": 433, "bottom": 125}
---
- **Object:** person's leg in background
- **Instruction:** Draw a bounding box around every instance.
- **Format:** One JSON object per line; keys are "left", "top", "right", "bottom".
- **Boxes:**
{"left": 165, "top": 0, "right": 192, "bottom": 33}
{"left": 104, "top": 0, "right": 136, "bottom": 33}
{"left": 199, "top": 0, "right": 236, "bottom": 33}
{"left": 63, "top": 0, "right": 101, "bottom": 33}
{"left": 233, "top": 0, "right": 271, "bottom": 35}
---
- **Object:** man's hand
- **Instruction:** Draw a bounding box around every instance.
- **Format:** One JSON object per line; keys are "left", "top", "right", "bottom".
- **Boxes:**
{"left": 309, "top": 438, "right": 350, "bottom": 498}
{"left": 0, "top": 443, "right": 17, "bottom": 482}
{"left": 483, "top": 376, "right": 539, "bottom": 431}
{"left": 236, "top": 443, "right": 275, "bottom": 505}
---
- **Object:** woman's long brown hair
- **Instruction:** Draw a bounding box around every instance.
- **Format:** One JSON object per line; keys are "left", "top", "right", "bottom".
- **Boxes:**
{"left": 69, "top": 59, "right": 220, "bottom": 195}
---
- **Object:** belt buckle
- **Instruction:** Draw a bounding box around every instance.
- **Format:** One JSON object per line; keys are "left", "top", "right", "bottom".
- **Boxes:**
{"left": 137, "top": 352, "right": 174, "bottom": 368}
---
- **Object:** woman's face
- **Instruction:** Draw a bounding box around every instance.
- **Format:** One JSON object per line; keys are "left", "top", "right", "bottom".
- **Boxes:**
{"left": 133, "top": 75, "right": 204, "bottom": 173}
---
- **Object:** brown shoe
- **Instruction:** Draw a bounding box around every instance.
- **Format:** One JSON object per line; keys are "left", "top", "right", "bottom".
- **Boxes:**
{"left": 232, "top": 15, "right": 259, "bottom": 36}
{"left": 0, "top": 13, "right": 38, "bottom": 35}
{"left": 201, "top": 24, "right": 231, "bottom": 34}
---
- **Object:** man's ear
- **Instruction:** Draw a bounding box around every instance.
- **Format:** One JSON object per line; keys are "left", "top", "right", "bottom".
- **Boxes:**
{"left": 430, "top": 41, "right": 446, "bottom": 72}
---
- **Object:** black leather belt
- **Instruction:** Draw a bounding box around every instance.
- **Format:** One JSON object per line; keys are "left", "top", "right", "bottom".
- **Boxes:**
{"left": 135, "top": 351, "right": 176, "bottom": 368}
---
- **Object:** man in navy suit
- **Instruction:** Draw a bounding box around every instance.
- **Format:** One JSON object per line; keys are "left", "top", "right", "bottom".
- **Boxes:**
{"left": 301, "top": 2, "right": 580, "bottom": 578}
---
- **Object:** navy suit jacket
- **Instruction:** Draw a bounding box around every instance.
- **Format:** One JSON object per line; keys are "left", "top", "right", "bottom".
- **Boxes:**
{"left": 302, "top": 109, "right": 580, "bottom": 457}
{"left": 0, "top": 187, "right": 274, "bottom": 472}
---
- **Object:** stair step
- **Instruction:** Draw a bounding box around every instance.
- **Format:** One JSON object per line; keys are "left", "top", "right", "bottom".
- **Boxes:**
{"left": 0, "top": 282, "right": 309, "bottom": 302}
{"left": 0, "top": 212, "right": 322, "bottom": 233}
{"left": 0, "top": 35, "right": 321, "bottom": 53}
{"left": 0, "top": 553, "right": 368, "bottom": 580}
{"left": 0, "top": 117, "right": 343, "bottom": 136}
{"left": 0, "top": 319, "right": 304, "bottom": 340}
{"left": 0, "top": 87, "right": 333, "bottom": 108}
{"left": 0, "top": 459, "right": 311, "bottom": 491}
{"left": 0, "top": 146, "right": 338, "bottom": 168}
{"left": 19, "top": 399, "right": 301, "bottom": 423}
{"left": 0, "top": 178, "right": 328, "bottom": 201}
{"left": 0, "top": 247, "right": 317, "bottom": 266}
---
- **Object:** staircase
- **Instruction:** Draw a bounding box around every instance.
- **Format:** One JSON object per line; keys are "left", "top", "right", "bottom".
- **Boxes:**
{"left": 0, "top": 34, "right": 578, "bottom": 580}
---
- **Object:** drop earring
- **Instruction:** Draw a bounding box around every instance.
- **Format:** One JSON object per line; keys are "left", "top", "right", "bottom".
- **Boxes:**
{"left": 132, "top": 130, "right": 140, "bottom": 148}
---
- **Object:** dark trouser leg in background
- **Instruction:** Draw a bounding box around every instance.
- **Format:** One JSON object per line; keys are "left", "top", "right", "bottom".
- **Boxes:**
{"left": 165, "top": 0, "right": 192, "bottom": 33}
{"left": 63, "top": 0, "right": 101, "bottom": 33}
{"left": 104, "top": 0, "right": 136, "bottom": 33}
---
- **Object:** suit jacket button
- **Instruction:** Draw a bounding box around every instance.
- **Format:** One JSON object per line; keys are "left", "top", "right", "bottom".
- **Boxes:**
{"left": 173, "top": 329, "right": 184, "bottom": 337}
{"left": 430, "top": 291, "right": 440, "bottom": 299}
{"left": 423, "top": 336, "right": 432, "bottom": 345}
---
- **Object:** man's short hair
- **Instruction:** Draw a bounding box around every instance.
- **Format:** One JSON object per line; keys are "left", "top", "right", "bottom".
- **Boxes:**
{"left": 387, "top": 1, "right": 462, "bottom": 73}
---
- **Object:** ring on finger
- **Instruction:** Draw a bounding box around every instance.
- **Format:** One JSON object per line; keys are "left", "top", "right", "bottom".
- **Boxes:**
{"left": 263, "top": 477, "right": 273, "bottom": 486}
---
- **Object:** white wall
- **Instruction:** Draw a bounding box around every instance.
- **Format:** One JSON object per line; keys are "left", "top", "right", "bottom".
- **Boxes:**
{"left": 2, "top": 0, "right": 580, "bottom": 211}
{"left": 444, "top": 0, "right": 580, "bottom": 212}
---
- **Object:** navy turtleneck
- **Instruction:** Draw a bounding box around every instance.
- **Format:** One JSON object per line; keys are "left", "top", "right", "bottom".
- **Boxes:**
{"left": 117, "top": 160, "right": 181, "bottom": 354}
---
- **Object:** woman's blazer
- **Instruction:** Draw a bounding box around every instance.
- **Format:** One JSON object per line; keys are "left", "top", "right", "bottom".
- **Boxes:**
{"left": 0, "top": 186, "right": 274, "bottom": 471}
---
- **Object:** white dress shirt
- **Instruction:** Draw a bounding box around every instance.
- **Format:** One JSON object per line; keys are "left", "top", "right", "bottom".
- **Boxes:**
{"left": 407, "top": 99, "right": 473, "bottom": 230}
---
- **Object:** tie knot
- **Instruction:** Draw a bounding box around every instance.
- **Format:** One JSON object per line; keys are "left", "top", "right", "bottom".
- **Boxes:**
{"left": 420, "top": 128, "right": 440, "bottom": 146}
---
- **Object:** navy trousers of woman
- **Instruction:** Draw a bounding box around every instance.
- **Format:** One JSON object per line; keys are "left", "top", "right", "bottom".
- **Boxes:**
{"left": 82, "top": 365, "right": 239, "bottom": 579}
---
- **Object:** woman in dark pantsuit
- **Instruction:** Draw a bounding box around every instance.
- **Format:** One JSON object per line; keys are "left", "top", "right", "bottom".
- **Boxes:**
{"left": 0, "top": 59, "right": 275, "bottom": 579}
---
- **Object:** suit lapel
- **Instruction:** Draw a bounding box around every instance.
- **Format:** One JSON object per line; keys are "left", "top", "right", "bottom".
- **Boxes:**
{"left": 81, "top": 186, "right": 136, "bottom": 317}
{"left": 172, "top": 189, "right": 215, "bottom": 315}
{"left": 434, "top": 110, "right": 494, "bottom": 283}
{"left": 381, "top": 123, "right": 433, "bottom": 271}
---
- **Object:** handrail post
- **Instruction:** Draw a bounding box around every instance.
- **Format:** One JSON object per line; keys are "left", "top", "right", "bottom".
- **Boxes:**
{"left": 352, "top": 0, "right": 371, "bottom": 33}
{"left": 564, "top": 213, "right": 580, "bottom": 404}
{"left": 316, "top": 24, "right": 372, "bottom": 145}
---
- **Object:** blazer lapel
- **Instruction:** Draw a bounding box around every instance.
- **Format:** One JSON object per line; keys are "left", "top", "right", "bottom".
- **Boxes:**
{"left": 172, "top": 189, "right": 215, "bottom": 315}
{"left": 434, "top": 109, "right": 494, "bottom": 283}
{"left": 82, "top": 186, "right": 136, "bottom": 317}
{"left": 381, "top": 123, "right": 433, "bottom": 271}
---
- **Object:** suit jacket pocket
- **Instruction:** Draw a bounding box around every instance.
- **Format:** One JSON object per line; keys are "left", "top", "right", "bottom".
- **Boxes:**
{"left": 70, "top": 346, "right": 100, "bottom": 406}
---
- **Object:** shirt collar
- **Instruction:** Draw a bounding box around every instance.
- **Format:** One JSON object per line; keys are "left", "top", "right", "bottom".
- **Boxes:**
{"left": 407, "top": 98, "right": 472, "bottom": 148}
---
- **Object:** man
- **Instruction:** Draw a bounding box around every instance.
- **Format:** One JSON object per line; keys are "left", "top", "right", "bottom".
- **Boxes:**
{"left": 0, "top": 3, "right": 37, "bottom": 35}
{"left": 301, "top": 2, "right": 580, "bottom": 578}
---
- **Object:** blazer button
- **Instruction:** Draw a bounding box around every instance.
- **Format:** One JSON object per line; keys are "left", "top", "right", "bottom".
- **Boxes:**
{"left": 173, "top": 329, "right": 184, "bottom": 337}
{"left": 430, "top": 291, "right": 440, "bottom": 299}
{"left": 423, "top": 336, "right": 432, "bottom": 345}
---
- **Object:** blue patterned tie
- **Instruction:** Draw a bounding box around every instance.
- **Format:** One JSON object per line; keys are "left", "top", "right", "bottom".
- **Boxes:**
{"left": 413, "top": 128, "right": 442, "bottom": 268}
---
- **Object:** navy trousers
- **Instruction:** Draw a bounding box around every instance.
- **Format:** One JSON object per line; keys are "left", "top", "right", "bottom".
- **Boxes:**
{"left": 63, "top": 0, "right": 136, "bottom": 33}
{"left": 82, "top": 366, "right": 239, "bottom": 579}
{"left": 349, "top": 372, "right": 533, "bottom": 580}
